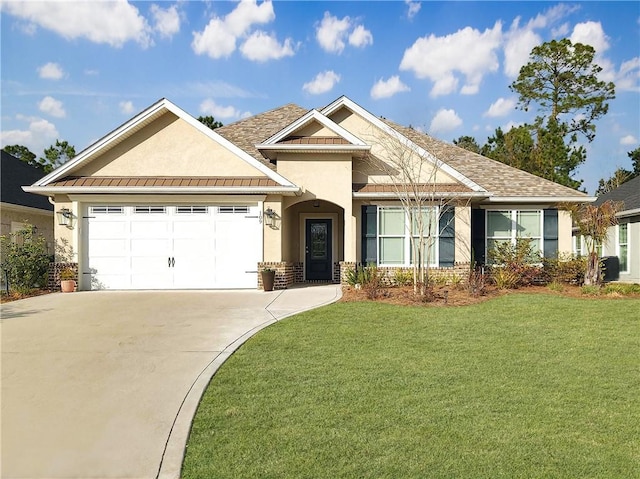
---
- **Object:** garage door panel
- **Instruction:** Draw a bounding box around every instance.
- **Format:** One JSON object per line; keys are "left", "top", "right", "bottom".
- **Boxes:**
{"left": 131, "top": 238, "right": 171, "bottom": 256}
{"left": 131, "top": 221, "right": 170, "bottom": 237}
{"left": 89, "top": 221, "right": 128, "bottom": 237}
{"left": 89, "top": 239, "right": 129, "bottom": 256}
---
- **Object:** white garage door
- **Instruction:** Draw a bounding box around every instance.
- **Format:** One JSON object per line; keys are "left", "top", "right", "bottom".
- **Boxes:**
{"left": 85, "top": 205, "right": 261, "bottom": 290}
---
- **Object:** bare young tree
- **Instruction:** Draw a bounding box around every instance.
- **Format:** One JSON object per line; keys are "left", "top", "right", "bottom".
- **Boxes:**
{"left": 360, "top": 127, "right": 468, "bottom": 297}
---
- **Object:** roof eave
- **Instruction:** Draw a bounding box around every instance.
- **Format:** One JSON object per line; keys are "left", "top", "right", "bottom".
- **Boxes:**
{"left": 23, "top": 186, "right": 302, "bottom": 196}
{"left": 352, "top": 191, "right": 490, "bottom": 200}
{"left": 485, "top": 195, "right": 596, "bottom": 203}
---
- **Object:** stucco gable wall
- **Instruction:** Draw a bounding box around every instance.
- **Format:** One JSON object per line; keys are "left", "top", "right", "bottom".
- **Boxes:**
{"left": 74, "top": 113, "right": 264, "bottom": 178}
{"left": 328, "top": 108, "right": 457, "bottom": 185}
{"left": 295, "top": 122, "right": 336, "bottom": 137}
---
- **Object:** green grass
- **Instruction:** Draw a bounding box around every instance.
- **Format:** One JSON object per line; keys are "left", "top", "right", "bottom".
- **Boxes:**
{"left": 182, "top": 295, "right": 640, "bottom": 479}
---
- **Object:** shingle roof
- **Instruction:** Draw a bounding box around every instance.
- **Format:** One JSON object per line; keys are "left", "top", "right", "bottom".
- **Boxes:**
{"left": 382, "top": 119, "right": 587, "bottom": 199}
{"left": 594, "top": 176, "right": 640, "bottom": 212}
{"left": 216, "top": 103, "right": 308, "bottom": 169}
{"left": 1, "top": 151, "right": 53, "bottom": 210}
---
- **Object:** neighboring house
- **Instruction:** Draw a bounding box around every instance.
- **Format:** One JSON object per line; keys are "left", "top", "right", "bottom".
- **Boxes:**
{"left": 581, "top": 176, "right": 639, "bottom": 283}
{"left": 24, "top": 96, "right": 590, "bottom": 291}
{"left": 1, "top": 150, "right": 54, "bottom": 249}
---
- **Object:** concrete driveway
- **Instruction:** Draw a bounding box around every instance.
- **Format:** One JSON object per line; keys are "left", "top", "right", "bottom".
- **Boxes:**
{"left": 1, "top": 285, "right": 341, "bottom": 479}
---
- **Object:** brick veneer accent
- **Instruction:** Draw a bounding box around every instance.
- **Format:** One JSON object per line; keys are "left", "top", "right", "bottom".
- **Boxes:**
{"left": 48, "top": 262, "right": 78, "bottom": 290}
{"left": 339, "top": 262, "right": 472, "bottom": 286}
{"left": 258, "top": 262, "right": 304, "bottom": 290}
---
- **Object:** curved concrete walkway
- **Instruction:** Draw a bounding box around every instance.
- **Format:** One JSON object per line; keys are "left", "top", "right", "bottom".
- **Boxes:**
{"left": 1, "top": 284, "right": 341, "bottom": 479}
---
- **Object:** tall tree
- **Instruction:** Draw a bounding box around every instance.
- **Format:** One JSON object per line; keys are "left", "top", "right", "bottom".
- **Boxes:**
{"left": 595, "top": 147, "right": 640, "bottom": 195}
{"left": 197, "top": 116, "right": 223, "bottom": 130}
{"left": 510, "top": 38, "right": 615, "bottom": 189}
{"left": 40, "top": 140, "right": 75, "bottom": 173}
{"left": 452, "top": 135, "right": 481, "bottom": 154}
{"left": 2, "top": 145, "right": 40, "bottom": 169}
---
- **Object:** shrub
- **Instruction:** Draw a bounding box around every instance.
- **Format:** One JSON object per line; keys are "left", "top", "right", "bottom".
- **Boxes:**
{"left": 466, "top": 268, "right": 486, "bottom": 297}
{"left": 345, "top": 263, "right": 387, "bottom": 299}
{"left": 488, "top": 238, "right": 541, "bottom": 288}
{"left": 581, "top": 285, "right": 600, "bottom": 296}
{"left": 393, "top": 269, "right": 413, "bottom": 287}
{"left": 602, "top": 283, "right": 640, "bottom": 296}
{"left": 492, "top": 267, "right": 521, "bottom": 289}
{"left": 0, "top": 224, "right": 51, "bottom": 294}
{"left": 547, "top": 281, "right": 565, "bottom": 292}
{"left": 541, "top": 254, "right": 586, "bottom": 285}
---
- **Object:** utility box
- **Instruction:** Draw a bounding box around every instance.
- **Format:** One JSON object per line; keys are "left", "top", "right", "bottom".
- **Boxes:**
{"left": 602, "top": 256, "right": 620, "bottom": 282}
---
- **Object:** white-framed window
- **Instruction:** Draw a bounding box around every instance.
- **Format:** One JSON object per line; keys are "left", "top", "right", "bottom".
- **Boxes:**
{"left": 218, "top": 206, "right": 249, "bottom": 214}
{"left": 176, "top": 206, "right": 208, "bottom": 214}
{"left": 377, "top": 206, "right": 439, "bottom": 266}
{"left": 486, "top": 210, "right": 543, "bottom": 260}
{"left": 573, "top": 234, "right": 585, "bottom": 256}
{"left": 618, "top": 223, "right": 628, "bottom": 273}
{"left": 90, "top": 206, "right": 124, "bottom": 214}
{"left": 134, "top": 206, "right": 166, "bottom": 214}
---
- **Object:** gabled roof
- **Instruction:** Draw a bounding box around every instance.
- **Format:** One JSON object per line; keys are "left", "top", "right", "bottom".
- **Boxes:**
{"left": 594, "top": 176, "right": 640, "bottom": 215}
{"left": 256, "top": 109, "right": 370, "bottom": 157}
{"left": 1, "top": 151, "right": 52, "bottom": 211}
{"left": 28, "top": 98, "right": 298, "bottom": 193}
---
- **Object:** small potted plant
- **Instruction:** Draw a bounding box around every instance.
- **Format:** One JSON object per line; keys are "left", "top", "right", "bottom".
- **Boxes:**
{"left": 261, "top": 267, "right": 276, "bottom": 291}
{"left": 59, "top": 267, "right": 76, "bottom": 293}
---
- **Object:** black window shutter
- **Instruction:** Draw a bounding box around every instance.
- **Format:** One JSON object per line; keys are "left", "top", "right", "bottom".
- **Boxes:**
{"left": 361, "top": 205, "right": 378, "bottom": 264}
{"left": 438, "top": 206, "right": 455, "bottom": 267}
{"left": 543, "top": 209, "right": 559, "bottom": 259}
{"left": 471, "top": 208, "right": 486, "bottom": 265}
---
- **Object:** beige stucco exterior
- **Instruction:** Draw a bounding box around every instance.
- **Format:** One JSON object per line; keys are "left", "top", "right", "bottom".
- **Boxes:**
{"left": 0, "top": 204, "right": 54, "bottom": 253}
{"left": 74, "top": 113, "right": 263, "bottom": 178}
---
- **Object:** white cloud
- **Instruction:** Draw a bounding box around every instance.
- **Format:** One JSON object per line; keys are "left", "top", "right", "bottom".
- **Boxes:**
{"left": 316, "top": 12, "right": 372, "bottom": 54}
{"left": 370, "top": 76, "right": 410, "bottom": 99}
{"left": 429, "top": 108, "right": 462, "bottom": 134}
{"left": 620, "top": 135, "right": 638, "bottom": 146}
{"left": 484, "top": 97, "right": 516, "bottom": 117}
{"left": 303, "top": 70, "right": 340, "bottom": 95}
{"left": 503, "top": 18, "right": 541, "bottom": 78}
{"left": 570, "top": 21, "right": 609, "bottom": 53}
{"left": 192, "top": 0, "right": 275, "bottom": 59}
{"left": 615, "top": 57, "right": 640, "bottom": 92}
{"left": 38, "top": 62, "right": 65, "bottom": 80}
{"left": 405, "top": 0, "right": 421, "bottom": 19}
{"left": 119, "top": 101, "right": 135, "bottom": 115}
{"left": 150, "top": 4, "right": 181, "bottom": 39}
{"left": 2, "top": 1, "right": 152, "bottom": 48}
{"left": 38, "top": 96, "right": 66, "bottom": 118}
{"left": 199, "top": 99, "right": 249, "bottom": 119}
{"left": 552, "top": 22, "right": 570, "bottom": 38}
{"left": 349, "top": 25, "right": 373, "bottom": 48}
{"left": 0, "top": 116, "right": 59, "bottom": 154}
{"left": 400, "top": 22, "right": 502, "bottom": 97}
{"left": 240, "top": 30, "right": 295, "bottom": 62}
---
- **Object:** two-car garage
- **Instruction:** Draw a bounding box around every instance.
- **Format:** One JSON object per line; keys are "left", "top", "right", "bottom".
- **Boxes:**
{"left": 83, "top": 204, "right": 262, "bottom": 290}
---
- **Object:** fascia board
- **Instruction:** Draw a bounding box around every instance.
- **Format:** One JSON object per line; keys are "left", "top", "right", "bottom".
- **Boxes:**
{"left": 23, "top": 186, "right": 302, "bottom": 196}
{"left": 321, "top": 96, "right": 487, "bottom": 194}
{"left": 260, "top": 109, "right": 368, "bottom": 147}
{"left": 617, "top": 208, "right": 640, "bottom": 218}
{"left": 353, "top": 191, "right": 490, "bottom": 199}
{"left": 256, "top": 144, "right": 370, "bottom": 152}
{"left": 486, "top": 196, "right": 596, "bottom": 203}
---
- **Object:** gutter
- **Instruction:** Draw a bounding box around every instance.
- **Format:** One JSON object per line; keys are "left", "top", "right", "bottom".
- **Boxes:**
{"left": 486, "top": 196, "right": 596, "bottom": 203}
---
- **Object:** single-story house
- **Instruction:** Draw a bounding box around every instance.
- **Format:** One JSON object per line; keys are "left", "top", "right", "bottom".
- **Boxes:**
{"left": 24, "top": 96, "right": 591, "bottom": 290}
{"left": 575, "top": 176, "right": 639, "bottom": 283}
{"left": 1, "top": 150, "right": 54, "bottom": 249}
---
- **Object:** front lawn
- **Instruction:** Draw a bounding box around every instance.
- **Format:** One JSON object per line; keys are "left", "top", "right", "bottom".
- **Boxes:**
{"left": 182, "top": 295, "right": 639, "bottom": 479}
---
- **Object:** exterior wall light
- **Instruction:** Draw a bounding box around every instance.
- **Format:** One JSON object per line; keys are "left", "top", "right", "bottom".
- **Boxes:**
{"left": 57, "top": 208, "right": 73, "bottom": 228}
{"left": 264, "top": 208, "right": 276, "bottom": 227}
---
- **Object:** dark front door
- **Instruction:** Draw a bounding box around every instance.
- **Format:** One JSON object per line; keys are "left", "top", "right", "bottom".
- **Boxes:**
{"left": 305, "top": 219, "right": 332, "bottom": 281}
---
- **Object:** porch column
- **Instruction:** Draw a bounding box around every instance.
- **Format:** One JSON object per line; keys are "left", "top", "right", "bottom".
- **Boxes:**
{"left": 344, "top": 203, "right": 356, "bottom": 262}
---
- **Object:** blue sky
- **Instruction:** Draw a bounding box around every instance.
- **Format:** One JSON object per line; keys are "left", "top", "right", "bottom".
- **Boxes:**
{"left": 1, "top": 1, "right": 638, "bottom": 194}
